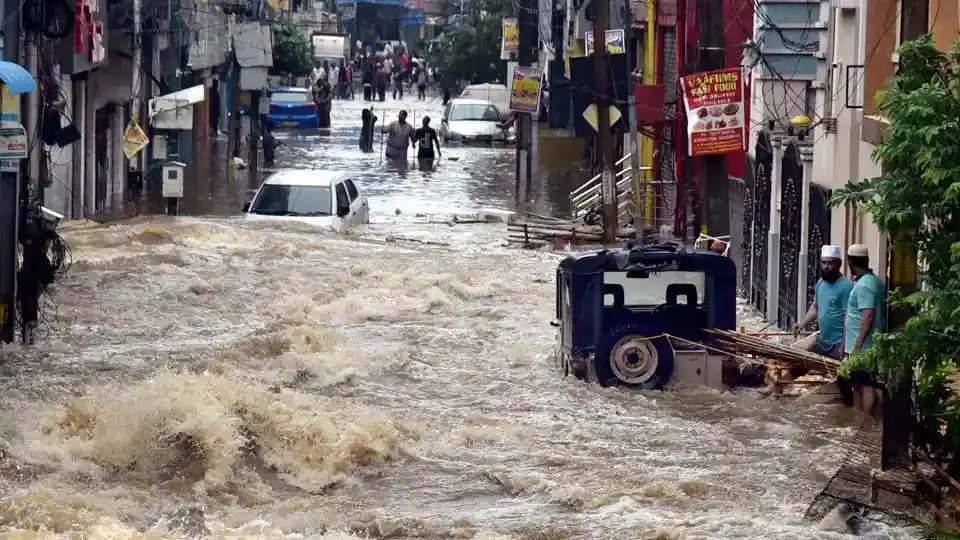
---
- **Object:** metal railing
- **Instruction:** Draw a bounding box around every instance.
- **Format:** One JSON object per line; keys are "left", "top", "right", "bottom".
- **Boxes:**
{"left": 569, "top": 153, "right": 660, "bottom": 228}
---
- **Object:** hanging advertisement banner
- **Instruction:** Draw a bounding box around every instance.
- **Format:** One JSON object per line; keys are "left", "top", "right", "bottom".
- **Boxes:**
{"left": 501, "top": 18, "right": 519, "bottom": 60}
{"left": 584, "top": 29, "right": 626, "bottom": 56}
{"left": 123, "top": 118, "right": 150, "bottom": 160}
{"left": 509, "top": 66, "right": 543, "bottom": 114}
{"left": 679, "top": 67, "right": 746, "bottom": 157}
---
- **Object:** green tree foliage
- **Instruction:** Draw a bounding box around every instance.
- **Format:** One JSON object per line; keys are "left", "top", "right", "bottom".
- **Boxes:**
{"left": 833, "top": 35, "right": 960, "bottom": 452}
{"left": 272, "top": 23, "right": 313, "bottom": 77}
{"left": 434, "top": 0, "right": 510, "bottom": 84}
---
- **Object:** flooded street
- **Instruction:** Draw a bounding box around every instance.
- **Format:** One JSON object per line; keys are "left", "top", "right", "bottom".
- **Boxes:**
{"left": 0, "top": 96, "right": 914, "bottom": 539}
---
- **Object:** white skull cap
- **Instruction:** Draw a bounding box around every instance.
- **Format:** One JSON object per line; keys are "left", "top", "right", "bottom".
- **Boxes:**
{"left": 820, "top": 245, "right": 842, "bottom": 259}
{"left": 847, "top": 244, "right": 869, "bottom": 257}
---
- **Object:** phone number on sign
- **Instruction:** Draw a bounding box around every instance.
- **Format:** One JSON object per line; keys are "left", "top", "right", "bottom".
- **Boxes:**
{"left": 691, "top": 132, "right": 743, "bottom": 155}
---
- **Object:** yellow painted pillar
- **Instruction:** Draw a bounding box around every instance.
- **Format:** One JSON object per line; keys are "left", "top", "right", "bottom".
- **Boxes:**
{"left": 642, "top": 0, "right": 657, "bottom": 227}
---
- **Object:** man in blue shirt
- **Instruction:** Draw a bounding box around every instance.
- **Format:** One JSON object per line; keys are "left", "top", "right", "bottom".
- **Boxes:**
{"left": 792, "top": 244, "right": 853, "bottom": 359}
{"left": 843, "top": 243, "right": 886, "bottom": 415}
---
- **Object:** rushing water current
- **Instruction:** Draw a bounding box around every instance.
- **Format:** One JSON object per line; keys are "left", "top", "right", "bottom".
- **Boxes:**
{"left": 0, "top": 96, "right": 916, "bottom": 539}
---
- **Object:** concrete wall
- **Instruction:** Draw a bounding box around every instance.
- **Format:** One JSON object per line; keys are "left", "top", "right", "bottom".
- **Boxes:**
{"left": 43, "top": 67, "right": 75, "bottom": 217}
{"left": 748, "top": 0, "right": 829, "bottom": 152}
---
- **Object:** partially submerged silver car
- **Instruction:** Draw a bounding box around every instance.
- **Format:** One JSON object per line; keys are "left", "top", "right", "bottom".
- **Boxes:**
{"left": 439, "top": 99, "right": 514, "bottom": 144}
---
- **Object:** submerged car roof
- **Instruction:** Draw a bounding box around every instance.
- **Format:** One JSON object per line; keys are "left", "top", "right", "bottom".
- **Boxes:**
{"left": 271, "top": 87, "right": 311, "bottom": 94}
{"left": 264, "top": 170, "right": 347, "bottom": 187}
{"left": 449, "top": 98, "right": 497, "bottom": 107}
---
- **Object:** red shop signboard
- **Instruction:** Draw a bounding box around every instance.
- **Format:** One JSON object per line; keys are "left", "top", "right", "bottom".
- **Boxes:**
{"left": 74, "top": 0, "right": 105, "bottom": 63}
{"left": 680, "top": 68, "right": 747, "bottom": 157}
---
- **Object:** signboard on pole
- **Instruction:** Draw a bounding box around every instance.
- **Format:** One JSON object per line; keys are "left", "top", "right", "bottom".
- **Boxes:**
{"left": 0, "top": 126, "right": 27, "bottom": 160}
{"left": 501, "top": 18, "right": 519, "bottom": 59}
{"left": 679, "top": 68, "right": 747, "bottom": 157}
{"left": 509, "top": 66, "right": 542, "bottom": 114}
{"left": 584, "top": 29, "right": 626, "bottom": 56}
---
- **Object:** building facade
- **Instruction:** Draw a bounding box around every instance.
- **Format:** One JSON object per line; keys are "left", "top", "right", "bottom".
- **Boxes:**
{"left": 811, "top": 0, "right": 951, "bottom": 310}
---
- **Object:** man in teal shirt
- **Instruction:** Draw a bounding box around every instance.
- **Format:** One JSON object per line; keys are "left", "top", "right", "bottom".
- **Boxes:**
{"left": 843, "top": 243, "right": 886, "bottom": 415}
{"left": 793, "top": 244, "right": 853, "bottom": 359}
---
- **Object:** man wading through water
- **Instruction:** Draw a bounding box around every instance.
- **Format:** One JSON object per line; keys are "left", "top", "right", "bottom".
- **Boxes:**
{"left": 842, "top": 243, "right": 886, "bottom": 416}
{"left": 792, "top": 244, "right": 853, "bottom": 360}
{"left": 412, "top": 116, "right": 441, "bottom": 167}
{"left": 761, "top": 244, "right": 852, "bottom": 396}
{"left": 381, "top": 110, "right": 414, "bottom": 160}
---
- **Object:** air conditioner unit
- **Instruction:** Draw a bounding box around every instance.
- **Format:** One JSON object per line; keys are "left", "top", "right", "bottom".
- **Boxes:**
{"left": 832, "top": 0, "right": 857, "bottom": 10}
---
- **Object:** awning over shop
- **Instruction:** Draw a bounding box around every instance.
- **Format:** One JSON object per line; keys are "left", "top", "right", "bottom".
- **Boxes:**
{"left": 0, "top": 61, "right": 37, "bottom": 95}
{"left": 149, "top": 84, "right": 206, "bottom": 130}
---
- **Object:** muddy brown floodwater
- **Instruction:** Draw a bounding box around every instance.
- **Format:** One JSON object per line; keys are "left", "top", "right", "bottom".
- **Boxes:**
{"left": 0, "top": 96, "right": 916, "bottom": 539}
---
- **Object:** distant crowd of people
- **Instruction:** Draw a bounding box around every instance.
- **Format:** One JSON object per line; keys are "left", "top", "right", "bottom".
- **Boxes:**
{"left": 309, "top": 43, "right": 456, "bottom": 108}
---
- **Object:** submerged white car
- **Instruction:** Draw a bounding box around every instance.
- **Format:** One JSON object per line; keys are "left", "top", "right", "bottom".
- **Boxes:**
{"left": 439, "top": 99, "right": 513, "bottom": 144}
{"left": 243, "top": 170, "right": 370, "bottom": 231}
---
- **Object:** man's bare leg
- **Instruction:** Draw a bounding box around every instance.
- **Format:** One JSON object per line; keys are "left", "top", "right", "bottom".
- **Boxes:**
{"left": 853, "top": 384, "right": 877, "bottom": 415}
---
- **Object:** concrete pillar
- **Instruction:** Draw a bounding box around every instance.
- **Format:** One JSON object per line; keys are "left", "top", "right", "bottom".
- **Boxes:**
{"left": 765, "top": 132, "right": 783, "bottom": 323}
{"left": 111, "top": 105, "right": 125, "bottom": 209}
{"left": 796, "top": 141, "right": 814, "bottom": 322}
{"left": 84, "top": 77, "right": 96, "bottom": 216}
{"left": 71, "top": 76, "right": 86, "bottom": 220}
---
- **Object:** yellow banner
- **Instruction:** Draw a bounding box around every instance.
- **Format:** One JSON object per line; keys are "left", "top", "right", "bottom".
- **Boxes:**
{"left": 123, "top": 118, "right": 150, "bottom": 160}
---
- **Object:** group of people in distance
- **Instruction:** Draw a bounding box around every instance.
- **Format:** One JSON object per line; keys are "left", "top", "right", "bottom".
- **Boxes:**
{"left": 359, "top": 109, "right": 441, "bottom": 165}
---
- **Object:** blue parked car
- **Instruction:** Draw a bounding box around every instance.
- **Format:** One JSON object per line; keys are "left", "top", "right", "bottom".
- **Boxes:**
{"left": 265, "top": 87, "right": 318, "bottom": 129}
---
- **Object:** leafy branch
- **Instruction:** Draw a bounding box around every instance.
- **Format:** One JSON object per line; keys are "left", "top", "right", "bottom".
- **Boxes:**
{"left": 434, "top": 0, "right": 510, "bottom": 84}
{"left": 271, "top": 22, "right": 313, "bottom": 77}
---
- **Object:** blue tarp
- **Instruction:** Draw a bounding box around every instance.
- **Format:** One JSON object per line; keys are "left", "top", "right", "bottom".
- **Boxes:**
{"left": 400, "top": 10, "right": 424, "bottom": 25}
{"left": 0, "top": 61, "right": 36, "bottom": 95}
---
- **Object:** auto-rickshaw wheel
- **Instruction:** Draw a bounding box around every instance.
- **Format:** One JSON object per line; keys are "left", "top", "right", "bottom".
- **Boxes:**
{"left": 594, "top": 322, "right": 675, "bottom": 390}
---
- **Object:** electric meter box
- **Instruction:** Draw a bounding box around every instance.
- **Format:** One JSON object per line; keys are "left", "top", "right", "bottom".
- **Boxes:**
{"left": 162, "top": 161, "right": 186, "bottom": 199}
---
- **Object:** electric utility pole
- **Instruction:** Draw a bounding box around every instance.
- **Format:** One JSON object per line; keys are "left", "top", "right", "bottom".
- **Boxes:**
{"left": 624, "top": 0, "right": 642, "bottom": 233}
{"left": 697, "top": 0, "right": 727, "bottom": 236}
{"left": 593, "top": 0, "right": 617, "bottom": 243}
{"left": 0, "top": 0, "right": 22, "bottom": 343}
{"left": 515, "top": 0, "right": 536, "bottom": 206}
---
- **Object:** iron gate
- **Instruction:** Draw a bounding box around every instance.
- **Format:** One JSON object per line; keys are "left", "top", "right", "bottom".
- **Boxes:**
{"left": 743, "top": 132, "right": 772, "bottom": 314}
{"left": 729, "top": 176, "right": 747, "bottom": 296}
{"left": 806, "top": 184, "right": 832, "bottom": 308}
{"left": 778, "top": 141, "right": 803, "bottom": 330}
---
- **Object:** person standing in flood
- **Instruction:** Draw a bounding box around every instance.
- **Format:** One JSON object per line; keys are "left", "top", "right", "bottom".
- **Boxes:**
{"left": 791, "top": 245, "right": 852, "bottom": 360}
{"left": 209, "top": 79, "right": 221, "bottom": 136}
{"left": 375, "top": 63, "right": 389, "bottom": 102}
{"left": 362, "top": 62, "right": 375, "bottom": 101}
{"left": 392, "top": 66, "right": 404, "bottom": 100}
{"left": 314, "top": 78, "right": 333, "bottom": 128}
{"left": 416, "top": 68, "right": 427, "bottom": 100}
{"left": 412, "top": 116, "right": 441, "bottom": 166}
{"left": 843, "top": 243, "right": 886, "bottom": 416}
{"left": 337, "top": 59, "right": 349, "bottom": 99}
{"left": 381, "top": 110, "right": 414, "bottom": 160}
{"left": 360, "top": 108, "right": 378, "bottom": 152}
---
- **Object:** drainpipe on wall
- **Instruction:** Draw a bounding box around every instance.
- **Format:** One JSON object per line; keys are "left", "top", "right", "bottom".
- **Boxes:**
{"left": 765, "top": 125, "right": 783, "bottom": 323}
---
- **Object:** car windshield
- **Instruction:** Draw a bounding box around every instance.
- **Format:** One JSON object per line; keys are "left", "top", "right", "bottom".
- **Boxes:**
{"left": 603, "top": 271, "right": 706, "bottom": 307}
{"left": 449, "top": 104, "right": 501, "bottom": 122}
{"left": 271, "top": 92, "right": 310, "bottom": 104}
{"left": 250, "top": 184, "right": 332, "bottom": 216}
